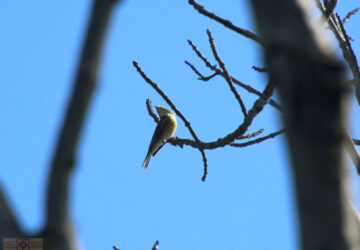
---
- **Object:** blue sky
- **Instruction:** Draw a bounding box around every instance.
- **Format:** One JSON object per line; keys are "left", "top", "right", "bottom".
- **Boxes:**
{"left": 0, "top": 1, "right": 359, "bottom": 249}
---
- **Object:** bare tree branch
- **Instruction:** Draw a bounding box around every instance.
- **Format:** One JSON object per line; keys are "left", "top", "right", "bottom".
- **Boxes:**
{"left": 169, "top": 81, "right": 276, "bottom": 149}
{"left": 200, "top": 149, "right": 208, "bottom": 181}
{"left": 146, "top": 99, "right": 160, "bottom": 123}
{"left": 184, "top": 60, "right": 206, "bottom": 78}
{"left": 187, "top": 39, "right": 217, "bottom": 71}
{"left": 187, "top": 39, "right": 281, "bottom": 110}
{"left": 345, "top": 129, "right": 360, "bottom": 174}
{"left": 236, "top": 128, "right": 264, "bottom": 139}
{"left": 184, "top": 60, "right": 219, "bottom": 81}
{"left": 231, "top": 129, "right": 284, "bottom": 147}
{"left": 43, "top": 0, "right": 119, "bottom": 249}
{"left": 207, "top": 29, "right": 247, "bottom": 117}
{"left": 188, "top": 0, "right": 263, "bottom": 45}
{"left": 134, "top": 61, "right": 276, "bottom": 179}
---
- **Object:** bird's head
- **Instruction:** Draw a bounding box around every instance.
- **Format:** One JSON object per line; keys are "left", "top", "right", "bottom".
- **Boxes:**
{"left": 156, "top": 106, "right": 174, "bottom": 117}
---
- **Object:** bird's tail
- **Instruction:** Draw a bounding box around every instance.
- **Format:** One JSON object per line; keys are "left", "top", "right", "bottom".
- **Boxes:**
{"left": 142, "top": 154, "right": 151, "bottom": 169}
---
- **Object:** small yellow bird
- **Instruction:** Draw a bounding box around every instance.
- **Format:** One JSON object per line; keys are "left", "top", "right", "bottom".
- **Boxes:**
{"left": 142, "top": 106, "right": 177, "bottom": 169}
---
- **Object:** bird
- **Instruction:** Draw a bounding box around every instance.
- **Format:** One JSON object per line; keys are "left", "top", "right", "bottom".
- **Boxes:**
{"left": 142, "top": 106, "right": 177, "bottom": 169}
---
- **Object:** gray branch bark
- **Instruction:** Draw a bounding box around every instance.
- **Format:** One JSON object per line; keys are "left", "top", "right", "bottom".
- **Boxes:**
{"left": 248, "top": 0, "right": 360, "bottom": 249}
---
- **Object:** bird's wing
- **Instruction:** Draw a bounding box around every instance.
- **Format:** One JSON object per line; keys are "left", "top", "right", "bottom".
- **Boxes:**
{"left": 147, "top": 115, "right": 172, "bottom": 156}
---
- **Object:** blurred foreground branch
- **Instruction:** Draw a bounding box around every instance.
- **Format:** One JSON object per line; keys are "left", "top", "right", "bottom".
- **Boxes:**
{"left": 0, "top": 1, "right": 120, "bottom": 248}
{"left": 43, "top": 0, "right": 119, "bottom": 249}
{"left": 249, "top": 0, "right": 360, "bottom": 249}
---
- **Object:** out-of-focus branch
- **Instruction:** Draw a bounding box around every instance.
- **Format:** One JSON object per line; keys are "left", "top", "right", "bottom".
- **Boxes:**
{"left": 323, "top": 0, "right": 338, "bottom": 19}
{"left": 0, "top": 184, "right": 23, "bottom": 238}
{"left": 252, "top": 65, "right": 268, "bottom": 73}
{"left": 249, "top": 0, "right": 360, "bottom": 249}
{"left": 188, "top": 0, "right": 263, "bottom": 45}
{"left": 345, "top": 129, "right": 360, "bottom": 174}
{"left": 43, "top": 0, "right": 119, "bottom": 249}
{"left": 349, "top": 201, "right": 360, "bottom": 232}
{"left": 146, "top": 99, "right": 160, "bottom": 123}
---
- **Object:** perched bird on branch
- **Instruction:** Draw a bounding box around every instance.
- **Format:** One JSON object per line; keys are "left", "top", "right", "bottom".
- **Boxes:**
{"left": 142, "top": 106, "right": 177, "bottom": 169}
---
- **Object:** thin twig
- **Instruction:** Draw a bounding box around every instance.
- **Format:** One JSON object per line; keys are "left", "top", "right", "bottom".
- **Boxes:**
{"left": 185, "top": 60, "right": 205, "bottom": 78}
{"left": 207, "top": 29, "right": 247, "bottom": 117}
{"left": 184, "top": 60, "right": 219, "bottom": 81}
{"left": 187, "top": 39, "right": 281, "bottom": 110}
{"left": 342, "top": 8, "right": 359, "bottom": 23}
{"left": 200, "top": 72, "right": 220, "bottom": 81}
{"left": 187, "top": 40, "right": 217, "bottom": 71}
{"left": 236, "top": 128, "right": 264, "bottom": 139}
{"left": 231, "top": 129, "right": 284, "bottom": 147}
{"left": 200, "top": 149, "right": 208, "bottom": 181}
{"left": 146, "top": 99, "right": 160, "bottom": 123}
{"left": 188, "top": 0, "right": 263, "bottom": 45}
